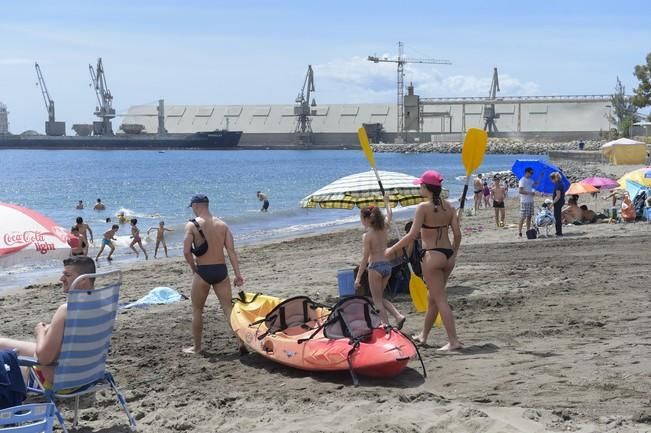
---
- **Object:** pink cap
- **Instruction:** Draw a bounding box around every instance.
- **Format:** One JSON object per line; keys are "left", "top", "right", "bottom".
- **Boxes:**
{"left": 413, "top": 170, "right": 443, "bottom": 186}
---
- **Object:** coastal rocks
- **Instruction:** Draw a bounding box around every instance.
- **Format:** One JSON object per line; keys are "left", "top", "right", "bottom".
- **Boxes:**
{"left": 372, "top": 138, "right": 604, "bottom": 155}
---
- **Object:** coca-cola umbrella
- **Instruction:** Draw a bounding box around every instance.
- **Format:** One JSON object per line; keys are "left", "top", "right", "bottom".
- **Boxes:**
{"left": 0, "top": 202, "right": 75, "bottom": 267}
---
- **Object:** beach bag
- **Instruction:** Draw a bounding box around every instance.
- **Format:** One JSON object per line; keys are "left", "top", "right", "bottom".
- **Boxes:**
{"left": 253, "top": 296, "right": 325, "bottom": 340}
{"left": 0, "top": 350, "right": 26, "bottom": 409}
{"left": 526, "top": 228, "right": 537, "bottom": 240}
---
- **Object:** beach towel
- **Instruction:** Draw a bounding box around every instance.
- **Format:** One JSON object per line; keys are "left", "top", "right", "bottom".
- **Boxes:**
{"left": 0, "top": 350, "right": 26, "bottom": 409}
{"left": 120, "top": 287, "right": 186, "bottom": 309}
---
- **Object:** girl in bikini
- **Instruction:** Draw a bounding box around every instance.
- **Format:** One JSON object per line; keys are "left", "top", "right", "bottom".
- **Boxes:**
{"left": 129, "top": 218, "right": 149, "bottom": 260}
{"left": 354, "top": 193, "right": 406, "bottom": 328}
{"left": 386, "top": 170, "right": 462, "bottom": 351}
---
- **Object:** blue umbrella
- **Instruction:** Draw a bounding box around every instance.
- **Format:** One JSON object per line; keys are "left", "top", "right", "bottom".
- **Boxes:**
{"left": 511, "top": 159, "right": 570, "bottom": 194}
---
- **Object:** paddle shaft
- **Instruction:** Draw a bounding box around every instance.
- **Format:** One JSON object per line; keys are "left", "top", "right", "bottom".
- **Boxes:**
{"left": 371, "top": 167, "right": 385, "bottom": 196}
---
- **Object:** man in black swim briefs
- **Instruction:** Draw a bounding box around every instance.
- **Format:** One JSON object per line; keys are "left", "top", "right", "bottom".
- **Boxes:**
{"left": 183, "top": 194, "right": 245, "bottom": 354}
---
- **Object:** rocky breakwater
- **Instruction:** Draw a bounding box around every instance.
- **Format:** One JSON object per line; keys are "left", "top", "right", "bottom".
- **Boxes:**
{"left": 372, "top": 138, "right": 604, "bottom": 155}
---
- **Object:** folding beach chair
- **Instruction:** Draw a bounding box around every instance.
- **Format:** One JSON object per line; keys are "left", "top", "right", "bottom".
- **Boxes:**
{"left": 0, "top": 403, "right": 55, "bottom": 433}
{"left": 19, "top": 270, "right": 136, "bottom": 433}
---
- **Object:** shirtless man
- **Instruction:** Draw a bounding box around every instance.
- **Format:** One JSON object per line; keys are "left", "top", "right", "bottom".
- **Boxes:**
{"left": 0, "top": 257, "right": 95, "bottom": 385}
{"left": 491, "top": 176, "right": 507, "bottom": 227}
{"left": 473, "top": 174, "right": 483, "bottom": 212}
{"left": 94, "top": 198, "right": 106, "bottom": 211}
{"left": 256, "top": 191, "right": 269, "bottom": 212}
{"left": 76, "top": 200, "right": 84, "bottom": 210}
{"left": 147, "top": 221, "right": 173, "bottom": 258}
{"left": 75, "top": 217, "right": 93, "bottom": 255}
{"left": 183, "top": 194, "right": 244, "bottom": 354}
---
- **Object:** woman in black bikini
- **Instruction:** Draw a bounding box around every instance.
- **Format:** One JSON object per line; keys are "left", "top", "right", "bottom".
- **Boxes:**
{"left": 386, "top": 170, "right": 462, "bottom": 351}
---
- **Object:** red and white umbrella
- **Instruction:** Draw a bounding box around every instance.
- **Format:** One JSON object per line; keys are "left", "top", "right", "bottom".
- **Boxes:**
{"left": 0, "top": 202, "right": 75, "bottom": 266}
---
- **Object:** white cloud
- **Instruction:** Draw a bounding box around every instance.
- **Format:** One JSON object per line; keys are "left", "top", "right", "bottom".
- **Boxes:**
{"left": 315, "top": 56, "right": 540, "bottom": 101}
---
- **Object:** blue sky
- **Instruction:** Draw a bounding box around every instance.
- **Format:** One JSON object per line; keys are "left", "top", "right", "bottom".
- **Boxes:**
{"left": 1, "top": 0, "right": 649, "bottom": 133}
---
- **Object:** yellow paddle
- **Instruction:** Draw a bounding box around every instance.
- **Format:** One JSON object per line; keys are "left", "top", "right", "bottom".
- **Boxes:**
{"left": 458, "top": 128, "right": 489, "bottom": 218}
{"left": 357, "top": 127, "right": 441, "bottom": 327}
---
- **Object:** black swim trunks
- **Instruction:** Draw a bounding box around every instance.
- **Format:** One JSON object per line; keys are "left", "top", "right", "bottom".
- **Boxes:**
{"left": 493, "top": 200, "right": 505, "bottom": 208}
{"left": 196, "top": 264, "right": 228, "bottom": 285}
{"left": 262, "top": 199, "right": 269, "bottom": 211}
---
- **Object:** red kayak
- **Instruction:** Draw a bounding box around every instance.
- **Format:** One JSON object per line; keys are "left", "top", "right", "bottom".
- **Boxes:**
{"left": 230, "top": 293, "right": 424, "bottom": 384}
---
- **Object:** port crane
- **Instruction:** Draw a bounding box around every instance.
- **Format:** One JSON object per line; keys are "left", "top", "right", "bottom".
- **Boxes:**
{"left": 294, "top": 65, "right": 316, "bottom": 145}
{"left": 368, "top": 42, "right": 450, "bottom": 142}
{"left": 89, "top": 58, "right": 115, "bottom": 135}
{"left": 483, "top": 67, "right": 500, "bottom": 134}
{"left": 34, "top": 62, "right": 65, "bottom": 136}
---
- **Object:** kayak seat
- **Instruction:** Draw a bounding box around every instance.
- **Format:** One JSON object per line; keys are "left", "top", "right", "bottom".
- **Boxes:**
{"left": 254, "top": 296, "right": 327, "bottom": 340}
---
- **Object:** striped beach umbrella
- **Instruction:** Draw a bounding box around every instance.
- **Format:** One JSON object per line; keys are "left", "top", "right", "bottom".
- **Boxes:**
{"left": 300, "top": 170, "right": 446, "bottom": 209}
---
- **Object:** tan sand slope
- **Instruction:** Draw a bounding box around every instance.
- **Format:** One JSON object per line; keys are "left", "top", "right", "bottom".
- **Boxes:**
{"left": 1, "top": 203, "right": 650, "bottom": 432}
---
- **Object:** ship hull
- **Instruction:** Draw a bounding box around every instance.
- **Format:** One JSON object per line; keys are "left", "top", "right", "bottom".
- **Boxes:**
{"left": 0, "top": 130, "right": 242, "bottom": 150}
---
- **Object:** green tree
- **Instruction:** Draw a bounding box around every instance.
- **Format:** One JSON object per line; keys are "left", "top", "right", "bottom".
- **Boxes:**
{"left": 632, "top": 52, "right": 651, "bottom": 118}
{"left": 609, "top": 77, "right": 638, "bottom": 137}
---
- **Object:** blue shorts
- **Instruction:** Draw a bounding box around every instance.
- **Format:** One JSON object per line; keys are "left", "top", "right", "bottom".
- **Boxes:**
{"left": 102, "top": 239, "right": 111, "bottom": 246}
{"left": 368, "top": 261, "right": 392, "bottom": 278}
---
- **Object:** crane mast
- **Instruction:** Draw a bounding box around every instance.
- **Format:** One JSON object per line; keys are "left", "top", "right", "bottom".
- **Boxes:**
{"left": 368, "top": 42, "right": 450, "bottom": 143}
{"left": 89, "top": 57, "right": 115, "bottom": 135}
{"left": 294, "top": 65, "right": 316, "bottom": 145}
{"left": 483, "top": 67, "right": 500, "bottom": 134}
{"left": 34, "top": 62, "right": 66, "bottom": 136}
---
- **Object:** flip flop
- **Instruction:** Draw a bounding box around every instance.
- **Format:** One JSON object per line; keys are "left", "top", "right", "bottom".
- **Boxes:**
{"left": 397, "top": 317, "right": 406, "bottom": 330}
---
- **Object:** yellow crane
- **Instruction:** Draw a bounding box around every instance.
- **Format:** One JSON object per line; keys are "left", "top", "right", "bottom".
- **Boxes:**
{"left": 368, "top": 42, "right": 450, "bottom": 142}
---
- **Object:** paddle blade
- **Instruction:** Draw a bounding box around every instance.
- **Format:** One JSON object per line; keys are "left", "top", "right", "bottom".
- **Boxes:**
{"left": 357, "top": 127, "right": 376, "bottom": 169}
{"left": 409, "top": 273, "right": 428, "bottom": 313}
{"left": 461, "top": 128, "right": 488, "bottom": 176}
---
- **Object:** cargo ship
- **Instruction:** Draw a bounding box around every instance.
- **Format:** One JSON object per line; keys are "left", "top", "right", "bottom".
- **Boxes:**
{"left": 0, "top": 59, "right": 242, "bottom": 150}
{"left": 0, "top": 129, "right": 242, "bottom": 150}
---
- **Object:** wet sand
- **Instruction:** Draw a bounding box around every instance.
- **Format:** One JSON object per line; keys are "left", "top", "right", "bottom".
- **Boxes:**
{"left": 2, "top": 190, "right": 651, "bottom": 432}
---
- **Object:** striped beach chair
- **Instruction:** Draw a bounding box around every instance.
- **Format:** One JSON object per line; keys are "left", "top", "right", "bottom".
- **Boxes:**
{"left": 0, "top": 403, "right": 55, "bottom": 433}
{"left": 19, "top": 270, "right": 136, "bottom": 433}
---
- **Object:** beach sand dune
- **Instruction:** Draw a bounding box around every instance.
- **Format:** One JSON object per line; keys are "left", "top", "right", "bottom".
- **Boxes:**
{"left": 2, "top": 206, "right": 650, "bottom": 432}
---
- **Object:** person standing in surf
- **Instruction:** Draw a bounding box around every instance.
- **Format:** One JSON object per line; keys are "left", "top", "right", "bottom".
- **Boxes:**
{"left": 129, "top": 218, "right": 148, "bottom": 259}
{"left": 386, "top": 170, "right": 462, "bottom": 351}
{"left": 354, "top": 193, "right": 406, "bottom": 329}
{"left": 256, "top": 191, "right": 270, "bottom": 212}
{"left": 183, "top": 194, "right": 245, "bottom": 354}
{"left": 147, "top": 221, "right": 174, "bottom": 258}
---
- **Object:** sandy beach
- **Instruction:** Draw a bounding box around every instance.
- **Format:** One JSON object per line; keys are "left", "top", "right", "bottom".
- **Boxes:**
{"left": 2, "top": 162, "right": 651, "bottom": 433}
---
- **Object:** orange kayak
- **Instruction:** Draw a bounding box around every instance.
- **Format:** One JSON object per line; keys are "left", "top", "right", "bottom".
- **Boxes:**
{"left": 230, "top": 293, "right": 421, "bottom": 383}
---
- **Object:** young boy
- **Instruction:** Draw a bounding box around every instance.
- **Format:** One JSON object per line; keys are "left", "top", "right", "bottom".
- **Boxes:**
{"left": 147, "top": 221, "right": 174, "bottom": 258}
{"left": 96, "top": 224, "right": 119, "bottom": 261}
{"left": 491, "top": 176, "right": 507, "bottom": 227}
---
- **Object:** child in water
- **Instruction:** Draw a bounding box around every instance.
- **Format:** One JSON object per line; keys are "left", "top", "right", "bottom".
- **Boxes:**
{"left": 129, "top": 218, "right": 148, "bottom": 260}
{"left": 354, "top": 193, "right": 406, "bottom": 328}
{"left": 147, "top": 221, "right": 174, "bottom": 258}
{"left": 96, "top": 225, "right": 119, "bottom": 261}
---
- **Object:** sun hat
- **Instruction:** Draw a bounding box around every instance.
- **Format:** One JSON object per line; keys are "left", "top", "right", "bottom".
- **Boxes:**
{"left": 413, "top": 170, "right": 444, "bottom": 186}
{"left": 188, "top": 194, "right": 209, "bottom": 207}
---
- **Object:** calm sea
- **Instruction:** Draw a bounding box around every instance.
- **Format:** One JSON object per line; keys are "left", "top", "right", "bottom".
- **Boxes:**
{"left": 0, "top": 149, "right": 538, "bottom": 290}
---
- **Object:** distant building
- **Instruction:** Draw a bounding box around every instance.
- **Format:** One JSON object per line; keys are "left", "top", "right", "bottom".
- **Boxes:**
{"left": 122, "top": 95, "right": 614, "bottom": 146}
{"left": 0, "top": 102, "right": 8, "bottom": 135}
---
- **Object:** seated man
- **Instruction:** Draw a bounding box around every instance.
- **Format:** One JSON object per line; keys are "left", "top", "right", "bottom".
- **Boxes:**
{"left": 0, "top": 256, "right": 95, "bottom": 385}
{"left": 561, "top": 196, "right": 582, "bottom": 224}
